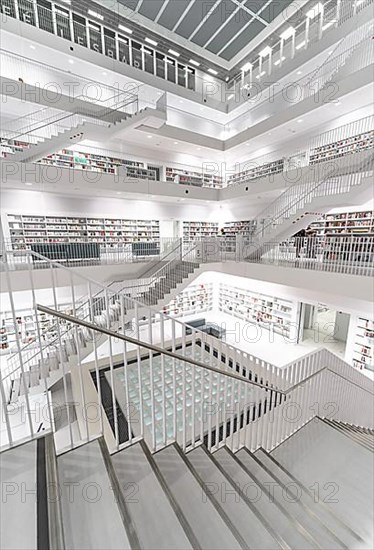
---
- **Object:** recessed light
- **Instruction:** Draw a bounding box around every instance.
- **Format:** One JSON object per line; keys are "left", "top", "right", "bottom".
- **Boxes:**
{"left": 118, "top": 24, "right": 132, "bottom": 34}
{"left": 145, "top": 37, "right": 158, "bottom": 46}
{"left": 25, "top": 182, "right": 33, "bottom": 186}
{"left": 297, "top": 70, "right": 302, "bottom": 75}
{"left": 225, "top": 76, "right": 229, "bottom": 82}
{"left": 297, "top": 119, "right": 303, "bottom": 123}
{"left": 208, "top": 68, "right": 218, "bottom": 75}
{"left": 102, "top": 71, "right": 107, "bottom": 76}
{"left": 228, "top": 94, "right": 234, "bottom": 100}
{"left": 116, "top": 192, "right": 122, "bottom": 195}
{"left": 88, "top": 9, "right": 104, "bottom": 21}
{"left": 147, "top": 135, "right": 152, "bottom": 138}
{"left": 335, "top": 101, "right": 341, "bottom": 106}
{"left": 168, "top": 49, "right": 180, "bottom": 57}
{"left": 189, "top": 59, "right": 200, "bottom": 67}
{"left": 296, "top": 41, "right": 306, "bottom": 50}
{"left": 30, "top": 44, "right": 36, "bottom": 50}
{"left": 328, "top": 50, "right": 333, "bottom": 55}
{"left": 179, "top": 100, "right": 184, "bottom": 104}
{"left": 68, "top": 59, "right": 74, "bottom": 64}
{"left": 174, "top": 142, "right": 179, "bottom": 145}
{"left": 268, "top": 132, "right": 272, "bottom": 136}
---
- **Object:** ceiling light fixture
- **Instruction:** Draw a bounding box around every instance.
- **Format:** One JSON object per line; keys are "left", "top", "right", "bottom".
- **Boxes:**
{"left": 322, "top": 20, "right": 337, "bottom": 31}
{"left": 168, "top": 49, "right": 180, "bottom": 57}
{"left": 297, "top": 119, "right": 303, "bottom": 123}
{"left": 145, "top": 37, "right": 158, "bottom": 46}
{"left": 174, "top": 141, "right": 179, "bottom": 145}
{"left": 228, "top": 94, "right": 234, "bottom": 100}
{"left": 274, "top": 56, "right": 286, "bottom": 66}
{"left": 25, "top": 182, "right": 33, "bottom": 186}
{"left": 147, "top": 135, "right": 152, "bottom": 138}
{"left": 60, "top": 0, "right": 71, "bottom": 4}
{"left": 68, "top": 59, "right": 74, "bottom": 64}
{"left": 208, "top": 68, "right": 218, "bottom": 75}
{"left": 296, "top": 41, "right": 306, "bottom": 50}
{"left": 118, "top": 24, "right": 132, "bottom": 34}
{"left": 280, "top": 27, "right": 295, "bottom": 40}
{"left": 30, "top": 44, "right": 36, "bottom": 49}
{"left": 306, "top": 2, "right": 323, "bottom": 19}
{"left": 88, "top": 9, "right": 104, "bottom": 21}
{"left": 225, "top": 76, "right": 230, "bottom": 82}
{"left": 189, "top": 59, "right": 200, "bottom": 67}
{"left": 297, "top": 70, "right": 302, "bottom": 75}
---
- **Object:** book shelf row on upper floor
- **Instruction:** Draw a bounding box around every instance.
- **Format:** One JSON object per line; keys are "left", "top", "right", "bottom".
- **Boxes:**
{"left": 1, "top": 129, "right": 373, "bottom": 188}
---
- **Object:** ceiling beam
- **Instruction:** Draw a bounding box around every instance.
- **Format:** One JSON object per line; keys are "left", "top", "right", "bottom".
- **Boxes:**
{"left": 154, "top": 0, "right": 170, "bottom": 23}
{"left": 216, "top": 0, "right": 273, "bottom": 57}
{"left": 172, "top": 0, "right": 197, "bottom": 32}
{"left": 187, "top": 0, "right": 221, "bottom": 40}
{"left": 202, "top": 1, "right": 243, "bottom": 48}
{"left": 230, "top": 0, "right": 269, "bottom": 26}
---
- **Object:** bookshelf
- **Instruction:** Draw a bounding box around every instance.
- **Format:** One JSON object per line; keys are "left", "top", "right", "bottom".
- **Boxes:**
{"left": 183, "top": 221, "right": 219, "bottom": 243}
{"left": 218, "top": 283, "right": 297, "bottom": 340}
{"left": 222, "top": 220, "right": 256, "bottom": 237}
{"left": 310, "top": 210, "right": 374, "bottom": 236}
{"left": 352, "top": 317, "right": 374, "bottom": 371}
{"left": 165, "top": 167, "right": 224, "bottom": 188}
{"left": 36, "top": 149, "right": 157, "bottom": 180}
{"left": 309, "top": 130, "right": 374, "bottom": 164}
{"left": 227, "top": 159, "right": 284, "bottom": 186}
{"left": 162, "top": 283, "right": 214, "bottom": 318}
{"left": 7, "top": 214, "right": 160, "bottom": 251}
{"left": 1, "top": 138, "right": 31, "bottom": 158}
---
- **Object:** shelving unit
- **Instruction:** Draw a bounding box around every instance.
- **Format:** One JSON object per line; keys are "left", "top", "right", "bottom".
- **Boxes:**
{"left": 6, "top": 214, "right": 160, "bottom": 250}
{"left": 36, "top": 149, "right": 157, "bottom": 180}
{"left": 182, "top": 221, "right": 219, "bottom": 243}
{"left": 222, "top": 220, "right": 256, "bottom": 237}
{"left": 310, "top": 210, "right": 374, "bottom": 236}
{"left": 352, "top": 317, "right": 373, "bottom": 371}
{"left": 309, "top": 130, "right": 374, "bottom": 164}
{"left": 165, "top": 167, "right": 223, "bottom": 188}
{"left": 1, "top": 138, "right": 31, "bottom": 158}
{"left": 227, "top": 159, "right": 284, "bottom": 185}
{"left": 218, "top": 283, "right": 297, "bottom": 340}
{"left": 162, "top": 283, "right": 214, "bottom": 318}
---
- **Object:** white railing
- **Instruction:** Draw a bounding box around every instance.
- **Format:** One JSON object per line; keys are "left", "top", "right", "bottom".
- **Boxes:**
{"left": 228, "top": 0, "right": 373, "bottom": 93}
{"left": 1, "top": 248, "right": 373, "bottom": 453}
{"left": 246, "top": 236, "right": 374, "bottom": 277}
{"left": 248, "top": 150, "right": 373, "bottom": 242}
{"left": 0, "top": 237, "right": 179, "bottom": 271}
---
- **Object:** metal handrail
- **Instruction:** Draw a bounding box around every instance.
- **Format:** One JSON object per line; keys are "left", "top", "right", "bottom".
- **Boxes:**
{"left": 36, "top": 304, "right": 374, "bottom": 397}
{"left": 35, "top": 304, "right": 278, "bottom": 393}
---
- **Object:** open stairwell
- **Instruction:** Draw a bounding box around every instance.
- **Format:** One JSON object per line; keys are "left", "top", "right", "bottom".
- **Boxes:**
{"left": 8, "top": 106, "right": 166, "bottom": 164}
{"left": 2, "top": 417, "right": 373, "bottom": 550}
{"left": 245, "top": 149, "right": 374, "bottom": 259}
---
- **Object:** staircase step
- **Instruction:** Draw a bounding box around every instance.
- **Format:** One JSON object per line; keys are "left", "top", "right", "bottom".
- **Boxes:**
{"left": 236, "top": 447, "right": 344, "bottom": 549}
{"left": 10, "top": 378, "right": 21, "bottom": 402}
{"left": 254, "top": 448, "right": 364, "bottom": 549}
{"left": 19, "top": 372, "right": 30, "bottom": 395}
{"left": 111, "top": 440, "right": 193, "bottom": 549}
{"left": 29, "top": 370, "right": 40, "bottom": 388}
{"left": 0, "top": 439, "right": 38, "bottom": 550}
{"left": 57, "top": 439, "right": 132, "bottom": 549}
{"left": 153, "top": 443, "right": 242, "bottom": 550}
{"left": 188, "top": 445, "right": 282, "bottom": 549}
{"left": 322, "top": 418, "right": 374, "bottom": 452}
{"left": 214, "top": 446, "right": 315, "bottom": 549}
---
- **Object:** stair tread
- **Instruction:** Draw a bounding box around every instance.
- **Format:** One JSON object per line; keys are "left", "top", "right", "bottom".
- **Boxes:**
{"left": 255, "top": 448, "right": 364, "bottom": 548}
{"left": 188, "top": 446, "right": 282, "bottom": 549}
{"left": 236, "top": 447, "right": 345, "bottom": 549}
{"left": 111, "top": 441, "right": 192, "bottom": 550}
{"left": 153, "top": 444, "right": 242, "bottom": 550}
{"left": 214, "top": 447, "right": 314, "bottom": 550}
{"left": 57, "top": 439, "right": 131, "bottom": 550}
{"left": 272, "top": 418, "right": 374, "bottom": 545}
{"left": 0, "top": 439, "right": 38, "bottom": 550}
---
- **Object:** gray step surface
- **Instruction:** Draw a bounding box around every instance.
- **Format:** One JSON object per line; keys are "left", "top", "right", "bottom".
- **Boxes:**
{"left": 153, "top": 443, "right": 242, "bottom": 550}
{"left": 254, "top": 447, "right": 364, "bottom": 549}
{"left": 272, "top": 418, "right": 374, "bottom": 548}
{"left": 111, "top": 441, "right": 193, "bottom": 550}
{"left": 0, "top": 439, "right": 37, "bottom": 550}
{"left": 236, "top": 447, "right": 344, "bottom": 549}
{"left": 188, "top": 445, "right": 282, "bottom": 550}
{"left": 214, "top": 446, "right": 315, "bottom": 550}
{"left": 57, "top": 439, "right": 131, "bottom": 550}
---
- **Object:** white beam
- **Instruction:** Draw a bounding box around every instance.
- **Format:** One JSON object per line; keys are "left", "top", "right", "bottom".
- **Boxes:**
{"left": 188, "top": 0, "right": 221, "bottom": 40}
{"left": 172, "top": 0, "right": 196, "bottom": 32}
{"left": 154, "top": 0, "right": 170, "bottom": 23}
{"left": 230, "top": 0, "right": 269, "bottom": 26}
{"left": 202, "top": 2, "right": 242, "bottom": 48}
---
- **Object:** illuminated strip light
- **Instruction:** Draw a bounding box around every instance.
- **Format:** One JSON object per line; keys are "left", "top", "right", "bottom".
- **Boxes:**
{"left": 322, "top": 20, "right": 337, "bottom": 30}
{"left": 88, "top": 9, "right": 104, "bottom": 21}
{"left": 296, "top": 41, "right": 306, "bottom": 50}
{"left": 274, "top": 56, "right": 286, "bottom": 66}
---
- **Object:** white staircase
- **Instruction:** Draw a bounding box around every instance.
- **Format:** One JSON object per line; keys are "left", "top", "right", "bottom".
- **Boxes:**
{"left": 7, "top": 106, "right": 166, "bottom": 164}
{"left": 2, "top": 419, "right": 372, "bottom": 549}
{"left": 245, "top": 149, "right": 373, "bottom": 259}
